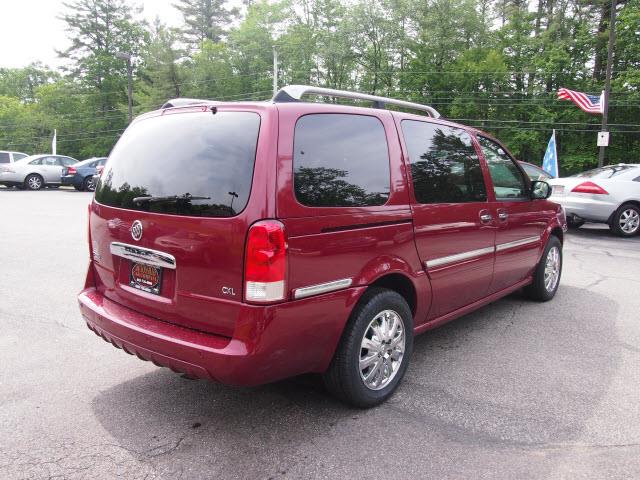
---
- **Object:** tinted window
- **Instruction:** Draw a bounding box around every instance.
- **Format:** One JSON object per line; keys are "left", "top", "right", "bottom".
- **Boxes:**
{"left": 13, "top": 153, "right": 27, "bottom": 161}
{"left": 95, "top": 111, "right": 260, "bottom": 218}
{"left": 293, "top": 114, "right": 390, "bottom": 207}
{"left": 29, "top": 158, "right": 43, "bottom": 165}
{"left": 59, "top": 157, "right": 76, "bottom": 166}
{"left": 402, "top": 121, "right": 486, "bottom": 204}
{"left": 572, "top": 165, "right": 636, "bottom": 179}
{"left": 0, "top": 152, "right": 9, "bottom": 163}
{"left": 42, "top": 157, "right": 58, "bottom": 166}
{"left": 521, "top": 163, "right": 551, "bottom": 181}
{"left": 478, "top": 136, "right": 527, "bottom": 199}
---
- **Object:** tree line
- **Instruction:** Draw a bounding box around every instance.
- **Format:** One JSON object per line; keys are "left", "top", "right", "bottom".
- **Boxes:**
{"left": 0, "top": 0, "right": 638, "bottom": 173}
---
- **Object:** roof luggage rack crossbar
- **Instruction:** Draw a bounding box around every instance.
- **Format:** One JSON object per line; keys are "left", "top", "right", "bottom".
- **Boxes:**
{"left": 272, "top": 85, "right": 440, "bottom": 118}
{"left": 161, "top": 98, "right": 217, "bottom": 109}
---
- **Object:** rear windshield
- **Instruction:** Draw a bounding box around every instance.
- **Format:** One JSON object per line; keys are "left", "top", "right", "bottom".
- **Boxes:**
{"left": 95, "top": 110, "right": 260, "bottom": 217}
{"left": 571, "top": 165, "right": 637, "bottom": 179}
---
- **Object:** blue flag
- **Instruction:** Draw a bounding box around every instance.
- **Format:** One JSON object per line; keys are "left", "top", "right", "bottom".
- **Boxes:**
{"left": 542, "top": 130, "right": 558, "bottom": 178}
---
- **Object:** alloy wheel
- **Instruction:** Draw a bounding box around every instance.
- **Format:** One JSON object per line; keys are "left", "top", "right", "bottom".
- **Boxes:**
{"left": 359, "top": 309, "right": 405, "bottom": 391}
{"left": 27, "top": 176, "right": 42, "bottom": 190}
{"left": 544, "top": 246, "right": 561, "bottom": 292}
{"left": 619, "top": 208, "right": 640, "bottom": 234}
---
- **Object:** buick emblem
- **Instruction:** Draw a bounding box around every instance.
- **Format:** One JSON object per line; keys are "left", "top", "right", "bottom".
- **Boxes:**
{"left": 131, "top": 220, "right": 143, "bottom": 241}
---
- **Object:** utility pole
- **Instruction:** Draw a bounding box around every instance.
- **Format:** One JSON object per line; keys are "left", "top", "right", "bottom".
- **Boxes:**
{"left": 272, "top": 46, "right": 278, "bottom": 96}
{"left": 115, "top": 51, "right": 133, "bottom": 123}
{"left": 598, "top": 0, "right": 617, "bottom": 168}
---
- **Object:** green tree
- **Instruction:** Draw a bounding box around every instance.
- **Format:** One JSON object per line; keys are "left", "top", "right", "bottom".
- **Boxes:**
{"left": 174, "top": 0, "right": 238, "bottom": 45}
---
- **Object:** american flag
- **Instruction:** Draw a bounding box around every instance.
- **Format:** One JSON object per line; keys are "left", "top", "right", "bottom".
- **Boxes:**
{"left": 557, "top": 88, "right": 603, "bottom": 114}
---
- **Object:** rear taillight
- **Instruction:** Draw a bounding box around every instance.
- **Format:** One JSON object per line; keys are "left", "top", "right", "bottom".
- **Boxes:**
{"left": 244, "top": 220, "right": 286, "bottom": 303}
{"left": 67, "top": 167, "right": 77, "bottom": 175}
{"left": 571, "top": 181, "right": 608, "bottom": 195}
{"left": 96, "top": 165, "right": 104, "bottom": 176}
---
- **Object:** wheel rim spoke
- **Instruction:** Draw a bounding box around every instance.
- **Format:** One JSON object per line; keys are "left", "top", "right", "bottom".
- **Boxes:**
{"left": 359, "top": 309, "right": 406, "bottom": 391}
{"left": 543, "top": 246, "right": 561, "bottom": 292}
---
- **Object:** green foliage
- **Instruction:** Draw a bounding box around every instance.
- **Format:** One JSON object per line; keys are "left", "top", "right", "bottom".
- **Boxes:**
{"left": 1, "top": 0, "right": 638, "bottom": 171}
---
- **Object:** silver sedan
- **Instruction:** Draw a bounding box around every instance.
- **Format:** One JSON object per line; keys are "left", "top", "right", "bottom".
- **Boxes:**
{"left": 547, "top": 164, "right": 640, "bottom": 237}
{"left": 0, "top": 154, "right": 78, "bottom": 190}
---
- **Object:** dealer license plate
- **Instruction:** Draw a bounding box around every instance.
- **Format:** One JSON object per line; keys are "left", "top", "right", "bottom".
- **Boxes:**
{"left": 130, "top": 262, "right": 162, "bottom": 295}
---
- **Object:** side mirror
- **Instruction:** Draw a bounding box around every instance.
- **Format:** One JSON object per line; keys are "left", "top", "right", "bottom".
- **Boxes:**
{"left": 531, "top": 180, "right": 552, "bottom": 200}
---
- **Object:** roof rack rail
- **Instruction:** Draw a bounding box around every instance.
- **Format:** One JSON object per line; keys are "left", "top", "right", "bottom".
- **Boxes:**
{"left": 272, "top": 85, "right": 440, "bottom": 118}
{"left": 161, "top": 98, "right": 215, "bottom": 109}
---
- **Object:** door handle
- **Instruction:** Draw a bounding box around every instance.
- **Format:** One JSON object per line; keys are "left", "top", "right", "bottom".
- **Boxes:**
{"left": 498, "top": 211, "right": 509, "bottom": 221}
{"left": 479, "top": 213, "right": 493, "bottom": 224}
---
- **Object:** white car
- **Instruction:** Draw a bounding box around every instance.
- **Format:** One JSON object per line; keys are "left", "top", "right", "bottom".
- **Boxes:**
{"left": 0, "top": 150, "right": 29, "bottom": 164}
{"left": 547, "top": 164, "right": 640, "bottom": 237}
{"left": 0, "top": 154, "right": 78, "bottom": 190}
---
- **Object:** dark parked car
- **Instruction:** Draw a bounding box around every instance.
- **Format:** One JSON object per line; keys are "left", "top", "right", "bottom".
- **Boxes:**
{"left": 61, "top": 157, "right": 107, "bottom": 191}
{"left": 78, "top": 85, "right": 566, "bottom": 407}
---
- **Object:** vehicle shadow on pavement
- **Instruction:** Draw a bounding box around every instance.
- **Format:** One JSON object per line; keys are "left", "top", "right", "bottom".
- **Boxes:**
{"left": 91, "top": 285, "right": 619, "bottom": 478}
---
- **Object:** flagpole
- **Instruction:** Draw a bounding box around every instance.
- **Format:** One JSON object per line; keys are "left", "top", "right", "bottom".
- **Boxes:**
{"left": 598, "top": 0, "right": 617, "bottom": 168}
{"left": 552, "top": 129, "right": 558, "bottom": 177}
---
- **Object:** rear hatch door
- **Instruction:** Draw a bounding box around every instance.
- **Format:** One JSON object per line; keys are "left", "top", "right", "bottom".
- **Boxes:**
{"left": 90, "top": 106, "right": 265, "bottom": 337}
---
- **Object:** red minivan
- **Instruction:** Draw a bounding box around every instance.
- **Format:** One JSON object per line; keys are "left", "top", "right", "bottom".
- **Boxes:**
{"left": 78, "top": 85, "right": 566, "bottom": 407}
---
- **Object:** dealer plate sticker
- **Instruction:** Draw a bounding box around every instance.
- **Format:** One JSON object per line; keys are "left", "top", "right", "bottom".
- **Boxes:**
{"left": 130, "top": 262, "right": 162, "bottom": 295}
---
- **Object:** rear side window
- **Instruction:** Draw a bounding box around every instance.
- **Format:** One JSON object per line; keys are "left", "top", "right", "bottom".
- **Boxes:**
{"left": 0, "top": 152, "right": 9, "bottom": 163}
{"left": 401, "top": 121, "right": 486, "bottom": 204}
{"left": 95, "top": 111, "right": 260, "bottom": 217}
{"left": 13, "top": 153, "right": 27, "bottom": 162}
{"left": 293, "top": 114, "right": 390, "bottom": 207}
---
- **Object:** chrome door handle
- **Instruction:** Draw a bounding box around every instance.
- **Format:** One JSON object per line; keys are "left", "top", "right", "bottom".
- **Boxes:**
{"left": 498, "top": 211, "right": 508, "bottom": 221}
{"left": 480, "top": 213, "right": 493, "bottom": 223}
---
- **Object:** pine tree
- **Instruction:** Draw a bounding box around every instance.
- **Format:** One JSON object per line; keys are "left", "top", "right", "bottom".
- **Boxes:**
{"left": 173, "top": 0, "right": 238, "bottom": 45}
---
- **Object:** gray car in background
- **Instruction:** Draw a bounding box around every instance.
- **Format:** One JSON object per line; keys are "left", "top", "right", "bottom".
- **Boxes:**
{"left": 547, "top": 164, "right": 640, "bottom": 237}
{"left": 0, "top": 154, "right": 78, "bottom": 190}
{"left": 0, "top": 151, "right": 29, "bottom": 164}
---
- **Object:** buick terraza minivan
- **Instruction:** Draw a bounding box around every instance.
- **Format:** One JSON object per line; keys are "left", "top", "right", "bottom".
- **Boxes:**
{"left": 79, "top": 85, "right": 566, "bottom": 407}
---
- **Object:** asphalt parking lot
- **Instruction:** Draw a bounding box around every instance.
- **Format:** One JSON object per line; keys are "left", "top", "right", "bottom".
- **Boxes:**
{"left": 1, "top": 188, "right": 639, "bottom": 480}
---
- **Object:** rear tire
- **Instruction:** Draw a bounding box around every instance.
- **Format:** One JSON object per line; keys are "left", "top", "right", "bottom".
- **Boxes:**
{"left": 80, "top": 177, "right": 91, "bottom": 192}
{"left": 566, "top": 216, "right": 584, "bottom": 229}
{"left": 611, "top": 203, "right": 640, "bottom": 237}
{"left": 323, "top": 288, "right": 413, "bottom": 408}
{"left": 524, "top": 235, "right": 562, "bottom": 302}
{"left": 25, "top": 174, "right": 44, "bottom": 190}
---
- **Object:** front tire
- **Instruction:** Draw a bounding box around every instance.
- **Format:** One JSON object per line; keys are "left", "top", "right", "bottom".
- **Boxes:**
{"left": 611, "top": 203, "right": 640, "bottom": 237}
{"left": 323, "top": 288, "right": 413, "bottom": 408}
{"left": 25, "top": 174, "right": 44, "bottom": 190}
{"left": 524, "top": 235, "right": 562, "bottom": 301}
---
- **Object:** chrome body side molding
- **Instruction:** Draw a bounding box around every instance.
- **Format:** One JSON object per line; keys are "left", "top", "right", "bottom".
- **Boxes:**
{"left": 495, "top": 236, "right": 540, "bottom": 252}
{"left": 293, "top": 278, "right": 353, "bottom": 300}
{"left": 425, "top": 236, "right": 541, "bottom": 269}
{"left": 425, "top": 246, "right": 495, "bottom": 269}
{"left": 110, "top": 242, "right": 176, "bottom": 269}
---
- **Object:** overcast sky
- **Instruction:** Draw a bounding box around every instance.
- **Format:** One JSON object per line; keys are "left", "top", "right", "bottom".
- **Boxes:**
{"left": 0, "top": 0, "right": 180, "bottom": 69}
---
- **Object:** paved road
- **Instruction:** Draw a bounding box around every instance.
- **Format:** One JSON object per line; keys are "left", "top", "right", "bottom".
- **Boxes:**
{"left": 1, "top": 188, "right": 639, "bottom": 480}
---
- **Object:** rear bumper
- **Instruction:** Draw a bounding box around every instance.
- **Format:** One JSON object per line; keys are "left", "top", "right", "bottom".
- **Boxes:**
{"left": 0, "top": 171, "right": 22, "bottom": 185}
{"left": 61, "top": 175, "right": 81, "bottom": 186}
{"left": 549, "top": 194, "right": 616, "bottom": 223}
{"left": 78, "top": 284, "right": 365, "bottom": 385}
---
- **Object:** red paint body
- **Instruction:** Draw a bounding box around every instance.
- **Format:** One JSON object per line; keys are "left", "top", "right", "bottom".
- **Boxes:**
{"left": 78, "top": 101, "right": 566, "bottom": 385}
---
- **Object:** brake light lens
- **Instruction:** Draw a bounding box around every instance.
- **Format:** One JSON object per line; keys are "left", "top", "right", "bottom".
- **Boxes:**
{"left": 571, "top": 181, "right": 608, "bottom": 195}
{"left": 244, "top": 220, "right": 286, "bottom": 303}
{"left": 67, "top": 166, "right": 77, "bottom": 175}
